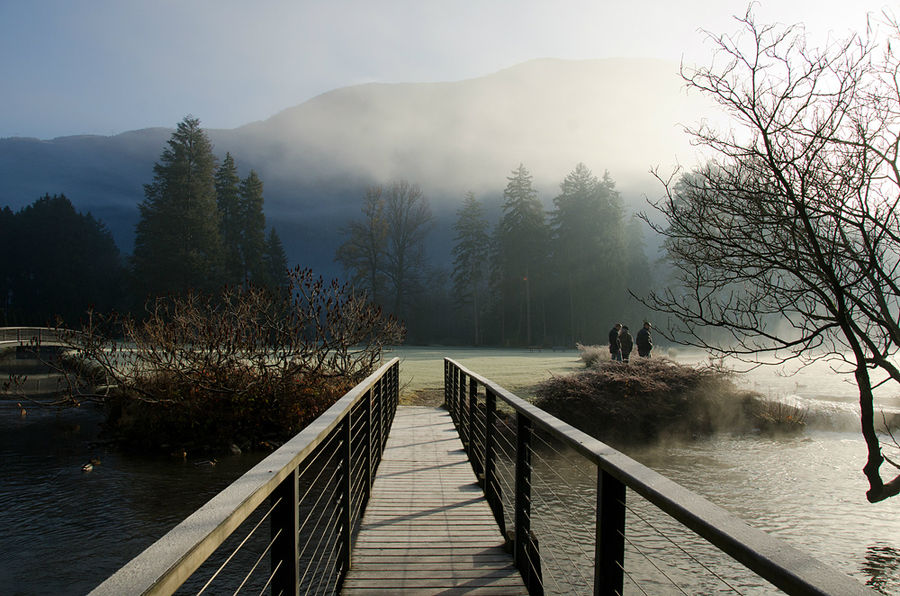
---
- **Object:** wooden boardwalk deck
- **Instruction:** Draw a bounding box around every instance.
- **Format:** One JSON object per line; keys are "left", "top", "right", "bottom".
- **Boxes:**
{"left": 342, "top": 406, "right": 527, "bottom": 595}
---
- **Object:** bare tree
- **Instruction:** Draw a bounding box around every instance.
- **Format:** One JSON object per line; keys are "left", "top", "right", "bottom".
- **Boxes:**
{"left": 643, "top": 10, "right": 900, "bottom": 501}
{"left": 337, "top": 181, "right": 433, "bottom": 322}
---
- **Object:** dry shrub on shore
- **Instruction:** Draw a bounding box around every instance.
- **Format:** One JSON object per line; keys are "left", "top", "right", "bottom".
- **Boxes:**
{"left": 56, "top": 268, "right": 405, "bottom": 454}
{"left": 534, "top": 356, "right": 803, "bottom": 444}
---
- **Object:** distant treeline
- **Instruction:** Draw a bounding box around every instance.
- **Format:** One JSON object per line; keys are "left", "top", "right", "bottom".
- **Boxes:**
{"left": 336, "top": 163, "right": 654, "bottom": 346}
{"left": 1, "top": 117, "right": 653, "bottom": 345}
{"left": 0, "top": 116, "right": 288, "bottom": 326}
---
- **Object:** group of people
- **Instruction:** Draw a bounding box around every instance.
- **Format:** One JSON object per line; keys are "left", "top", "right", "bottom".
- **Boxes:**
{"left": 608, "top": 321, "right": 653, "bottom": 362}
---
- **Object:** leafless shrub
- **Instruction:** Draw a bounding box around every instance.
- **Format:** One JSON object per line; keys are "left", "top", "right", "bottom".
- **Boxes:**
{"left": 54, "top": 267, "right": 404, "bottom": 453}
{"left": 534, "top": 357, "right": 799, "bottom": 444}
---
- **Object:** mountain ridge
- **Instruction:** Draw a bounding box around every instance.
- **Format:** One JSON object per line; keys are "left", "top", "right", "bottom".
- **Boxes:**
{"left": 0, "top": 57, "right": 712, "bottom": 275}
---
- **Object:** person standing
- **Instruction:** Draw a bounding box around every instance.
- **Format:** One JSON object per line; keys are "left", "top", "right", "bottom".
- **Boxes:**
{"left": 619, "top": 325, "right": 634, "bottom": 362}
{"left": 636, "top": 321, "right": 653, "bottom": 358}
{"left": 608, "top": 323, "right": 623, "bottom": 361}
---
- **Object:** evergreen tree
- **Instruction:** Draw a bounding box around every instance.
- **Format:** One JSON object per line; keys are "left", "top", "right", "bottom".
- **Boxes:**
{"left": 132, "top": 116, "right": 224, "bottom": 297}
{"left": 261, "top": 227, "right": 290, "bottom": 290}
{"left": 451, "top": 192, "right": 491, "bottom": 345}
{"left": 215, "top": 152, "right": 243, "bottom": 284}
{"left": 549, "top": 163, "right": 625, "bottom": 343}
{"left": 2, "top": 194, "right": 124, "bottom": 325}
{"left": 0, "top": 206, "right": 13, "bottom": 324}
{"left": 239, "top": 170, "right": 267, "bottom": 284}
{"left": 495, "top": 164, "right": 549, "bottom": 346}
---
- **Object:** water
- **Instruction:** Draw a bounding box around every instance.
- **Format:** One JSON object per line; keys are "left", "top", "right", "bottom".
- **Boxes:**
{"left": 0, "top": 403, "right": 265, "bottom": 595}
{"left": 2, "top": 346, "right": 900, "bottom": 594}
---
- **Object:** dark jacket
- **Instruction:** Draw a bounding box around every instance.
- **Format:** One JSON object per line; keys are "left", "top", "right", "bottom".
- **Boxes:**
{"left": 636, "top": 327, "right": 652, "bottom": 355}
{"left": 608, "top": 327, "right": 621, "bottom": 353}
{"left": 620, "top": 331, "right": 633, "bottom": 357}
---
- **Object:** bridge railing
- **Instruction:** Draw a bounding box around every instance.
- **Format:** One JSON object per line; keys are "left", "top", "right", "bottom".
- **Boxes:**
{"left": 89, "top": 357, "right": 399, "bottom": 596}
{"left": 0, "top": 326, "right": 67, "bottom": 344}
{"left": 444, "top": 358, "right": 875, "bottom": 596}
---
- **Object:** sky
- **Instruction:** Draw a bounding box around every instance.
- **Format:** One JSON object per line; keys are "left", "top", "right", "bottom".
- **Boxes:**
{"left": 0, "top": 0, "right": 893, "bottom": 140}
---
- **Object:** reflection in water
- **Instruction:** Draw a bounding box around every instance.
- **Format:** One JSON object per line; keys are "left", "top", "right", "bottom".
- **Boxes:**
{"left": 864, "top": 544, "right": 900, "bottom": 593}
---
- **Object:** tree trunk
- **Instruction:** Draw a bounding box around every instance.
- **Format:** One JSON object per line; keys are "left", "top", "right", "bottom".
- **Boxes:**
{"left": 855, "top": 364, "right": 900, "bottom": 502}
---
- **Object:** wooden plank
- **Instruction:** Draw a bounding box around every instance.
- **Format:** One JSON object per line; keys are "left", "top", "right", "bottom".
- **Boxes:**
{"left": 343, "top": 406, "right": 527, "bottom": 595}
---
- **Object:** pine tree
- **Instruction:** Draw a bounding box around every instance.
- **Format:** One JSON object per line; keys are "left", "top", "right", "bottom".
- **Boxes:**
{"left": 451, "top": 192, "right": 491, "bottom": 345}
{"left": 215, "top": 152, "right": 243, "bottom": 284}
{"left": 495, "top": 164, "right": 549, "bottom": 346}
{"left": 239, "top": 170, "right": 266, "bottom": 284}
{"left": 132, "top": 116, "right": 224, "bottom": 297}
{"left": 549, "top": 163, "right": 625, "bottom": 343}
{"left": 262, "top": 227, "right": 290, "bottom": 290}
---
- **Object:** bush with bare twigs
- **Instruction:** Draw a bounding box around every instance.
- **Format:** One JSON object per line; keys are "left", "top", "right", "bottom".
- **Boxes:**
{"left": 53, "top": 268, "right": 404, "bottom": 454}
{"left": 535, "top": 350, "right": 805, "bottom": 444}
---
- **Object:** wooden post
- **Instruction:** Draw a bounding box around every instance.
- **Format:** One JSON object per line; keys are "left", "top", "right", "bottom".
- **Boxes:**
{"left": 270, "top": 468, "right": 300, "bottom": 596}
{"left": 594, "top": 469, "right": 626, "bottom": 596}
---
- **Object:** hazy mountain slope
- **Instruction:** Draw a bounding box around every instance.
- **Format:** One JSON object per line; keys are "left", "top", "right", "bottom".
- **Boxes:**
{"left": 0, "top": 58, "right": 711, "bottom": 274}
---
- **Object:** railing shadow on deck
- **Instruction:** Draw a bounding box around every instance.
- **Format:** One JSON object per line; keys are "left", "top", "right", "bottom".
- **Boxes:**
{"left": 444, "top": 358, "right": 877, "bottom": 596}
{"left": 89, "top": 357, "right": 399, "bottom": 596}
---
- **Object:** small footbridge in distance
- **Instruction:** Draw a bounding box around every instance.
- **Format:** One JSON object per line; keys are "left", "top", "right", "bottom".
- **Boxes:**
{"left": 0, "top": 326, "right": 75, "bottom": 352}
{"left": 82, "top": 356, "right": 875, "bottom": 595}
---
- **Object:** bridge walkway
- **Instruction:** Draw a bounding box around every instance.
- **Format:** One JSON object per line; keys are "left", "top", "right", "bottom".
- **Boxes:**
{"left": 342, "top": 406, "right": 526, "bottom": 595}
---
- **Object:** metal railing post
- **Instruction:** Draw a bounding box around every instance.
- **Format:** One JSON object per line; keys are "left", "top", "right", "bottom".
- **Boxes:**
{"left": 444, "top": 360, "right": 452, "bottom": 414}
{"left": 484, "top": 387, "right": 505, "bottom": 535}
{"left": 364, "top": 389, "right": 373, "bottom": 501}
{"left": 594, "top": 469, "right": 626, "bottom": 595}
{"left": 270, "top": 468, "right": 300, "bottom": 596}
{"left": 469, "top": 377, "right": 483, "bottom": 478}
{"left": 459, "top": 370, "right": 469, "bottom": 449}
{"left": 339, "top": 415, "right": 353, "bottom": 580}
{"left": 515, "top": 414, "right": 543, "bottom": 595}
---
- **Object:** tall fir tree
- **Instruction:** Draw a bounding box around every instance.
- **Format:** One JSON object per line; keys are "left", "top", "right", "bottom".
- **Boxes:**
{"left": 495, "top": 164, "right": 549, "bottom": 346}
{"left": 239, "top": 170, "right": 267, "bottom": 284}
{"left": 215, "top": 152, "right": 244, "bottom": 285}
{"left": 549, "top": 163, "right": 625, "bottom": 343}
{"left": 132, "top": 116, "right": 224, "bottom": 297}
{"left": 261, "top": 227, "right": 290, "bottom": 290}
{"left": 451, "top": 192, "right": 491, "bottom": 345}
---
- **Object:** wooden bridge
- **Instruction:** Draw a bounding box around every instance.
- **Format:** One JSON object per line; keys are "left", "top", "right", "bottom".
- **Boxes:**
{"left": 88, "top": 357, "right": 877, "bottom": 595}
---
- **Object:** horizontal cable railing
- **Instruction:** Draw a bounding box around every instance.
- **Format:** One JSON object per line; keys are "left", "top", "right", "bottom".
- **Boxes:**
{"left": 0, "top": 326, "right": 69, "bottom": 344}
{"left": 90, "top": 357, "right": 399, "bottom": 596}
{"left": 444, "top": 358, "right": 876, "bottom": 596}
